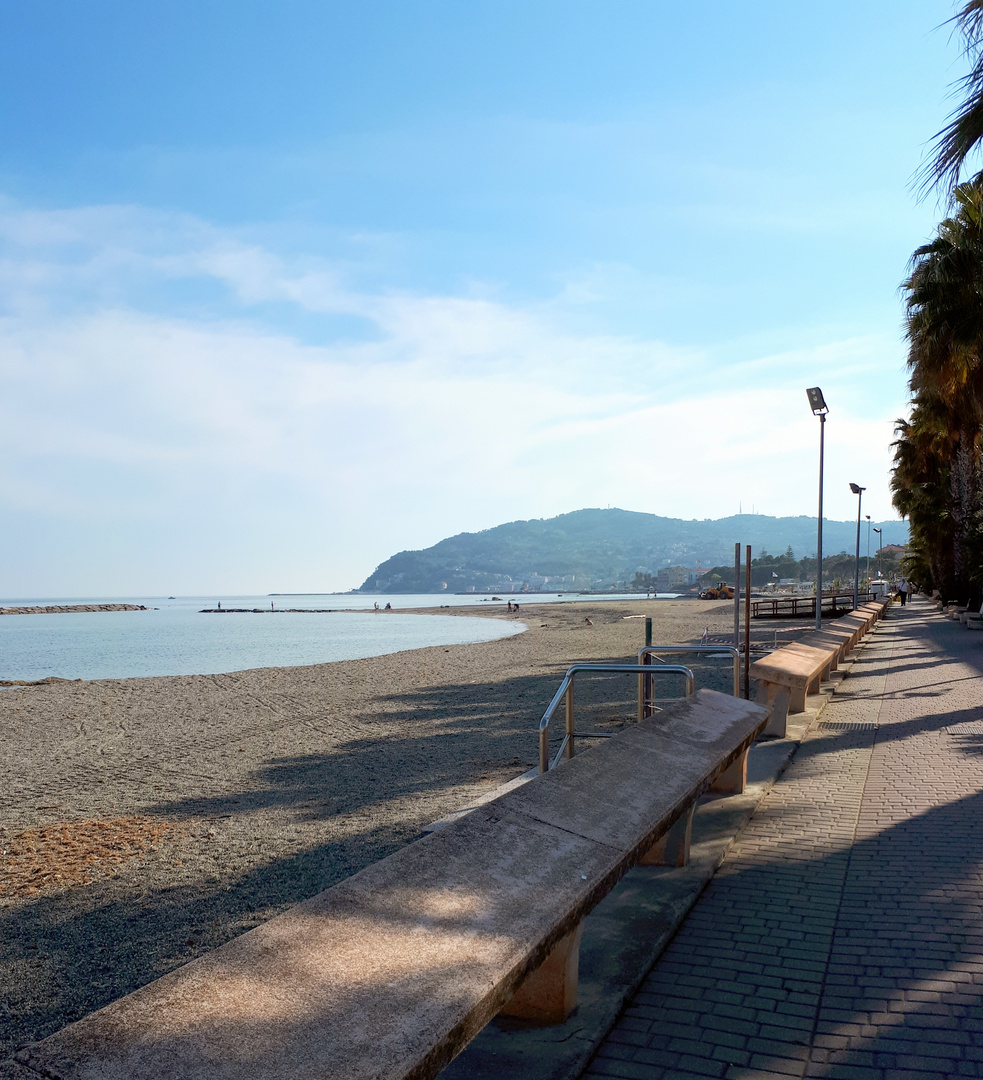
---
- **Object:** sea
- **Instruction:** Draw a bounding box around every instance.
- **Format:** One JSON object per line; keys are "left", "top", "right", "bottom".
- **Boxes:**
{"left": 0, "top": 592, "right": 673, "bottom": 683}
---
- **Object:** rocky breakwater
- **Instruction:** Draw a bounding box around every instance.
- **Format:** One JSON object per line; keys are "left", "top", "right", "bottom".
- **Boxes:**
{"left": 199, "top": 607, "right": 342, "bottom": 613}
{"left": 0, "top": 604, "right": 149, "bottom": 615}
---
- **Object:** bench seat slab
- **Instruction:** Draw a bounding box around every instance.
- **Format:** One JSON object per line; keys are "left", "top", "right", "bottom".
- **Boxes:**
{"left": 749, "top": 642, "right": 836, "bottom": 714}
{"left": 503, "top": 690, "right": 769, "bottom": 855}
{"left": 15, "top": 808, "right": 627, "bottom": 1080}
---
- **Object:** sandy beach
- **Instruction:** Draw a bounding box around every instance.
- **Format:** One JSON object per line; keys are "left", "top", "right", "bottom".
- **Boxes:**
{"left": 1, "top": 598, "right": 751, "bottom": 1056}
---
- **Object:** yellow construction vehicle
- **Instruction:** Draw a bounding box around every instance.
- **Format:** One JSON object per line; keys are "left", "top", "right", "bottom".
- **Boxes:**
{"left": 700, "top": 582, "right": 735, "bottom": 600}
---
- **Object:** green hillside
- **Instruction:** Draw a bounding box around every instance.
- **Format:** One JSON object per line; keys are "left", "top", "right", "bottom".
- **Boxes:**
{"left": 358, "top": 509, "right": 909, "bottom": 593}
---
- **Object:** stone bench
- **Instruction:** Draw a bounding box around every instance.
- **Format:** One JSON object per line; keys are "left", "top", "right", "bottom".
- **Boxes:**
{"left": 833, "top": 610, "right": 876, "bottom": 646}
{"left": 750, "top": 599, "right": 889, "bottom": 739}
{"left": 857, "top": 601, "right": 887, "bottom": 626}
{"left": 846, "top": 600, "right": 885, "bottom": 630}
{"left": 851, "top": 600, "right": 890, "bottom": 639}
{"left": 3, "top": 689, "right": 770, "bottom": 1080}
{"left": 797, "top": 629, "right": 848, "bottom": 670}
{"left": 749, "top": 640, "right": 838, "bottom": 738}
{"left": 811, "top": 599, "right": 887, "bottom": 658}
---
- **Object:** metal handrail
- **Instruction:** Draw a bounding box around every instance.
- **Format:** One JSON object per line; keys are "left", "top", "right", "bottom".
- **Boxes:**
{"left": 637, "top": 645, "right": 741, "bottom": 707}
{"left": 538, "top": 663, "right": 695, "bottom": 773}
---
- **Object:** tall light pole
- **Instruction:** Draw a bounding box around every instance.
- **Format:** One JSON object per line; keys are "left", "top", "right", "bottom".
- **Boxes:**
{"left": 873, "top": 527, "right": 882, "bottom": 580}
{"left": 807, "top": 388, "right": 828, "bottom": 630}
{"left": 850, "top": 483, "right": 865, "bottom": 610}
{"left": 865, "top": 514, "right": 871, "bottom": 584}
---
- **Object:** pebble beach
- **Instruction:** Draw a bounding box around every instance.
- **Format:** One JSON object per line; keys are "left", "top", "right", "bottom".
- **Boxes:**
{"left": 1, "top": 599, "right": 741, "bottom": 1056}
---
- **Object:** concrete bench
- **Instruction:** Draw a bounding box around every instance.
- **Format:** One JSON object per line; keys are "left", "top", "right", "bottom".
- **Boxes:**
{"left": 3, "top": 689, "right": 770, "bottom": 1080}
{"left": 750, "top": 599, "right": 889, "bottom": 738}
{"left": 818, "top": 599, "right": 887, "bottom": 653}
{"left": 833, "top": 611, "right": 876, "bottom": 646}
{"left": 749, "top": 640, "right": 838, "bottom": 737}
{"left": 855, "top": 599, "right": 888, "bottom": 625}
{"left": 797, "top": 630, "right": 848, "bottom": 670}
{"left": 842, "top": 600, "right": 890, "bottom": 639}
{"left": 857, "top": 601, "right": 887, "bottom": 626}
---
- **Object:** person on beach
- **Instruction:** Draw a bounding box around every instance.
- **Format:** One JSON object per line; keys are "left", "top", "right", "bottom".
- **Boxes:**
{"left": 898, "top": 578, "right": 909, "bottom": 606}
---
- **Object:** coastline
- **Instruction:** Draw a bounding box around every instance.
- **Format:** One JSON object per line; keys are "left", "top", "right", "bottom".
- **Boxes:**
{"left": 1, "top": 599, "right": 738, "bottom": 1056}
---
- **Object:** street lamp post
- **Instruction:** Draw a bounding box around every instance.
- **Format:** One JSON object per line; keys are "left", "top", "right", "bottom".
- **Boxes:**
{"left": 850, "top": 483, "right": 865, "bottom": 610}
{"left": 873, "top": 527, "right": 882, "bottom": 579}
{"left": 865, "top": 515, "right": 871, "bottom": 584}
{"left": 807, "top": 388, "right": 828, "bottom": 630}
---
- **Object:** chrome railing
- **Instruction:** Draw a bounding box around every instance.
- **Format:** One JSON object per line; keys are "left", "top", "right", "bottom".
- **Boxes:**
{"left": 637, "top": 645, "right": 741, "bottom": 714}
{"left": 538, "top": 663, "right": 695, "bottom": 773}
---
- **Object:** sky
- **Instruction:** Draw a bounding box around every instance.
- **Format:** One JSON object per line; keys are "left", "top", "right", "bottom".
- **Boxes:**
{"left": 0, "top": 1, "right": 969, "bottom": 594}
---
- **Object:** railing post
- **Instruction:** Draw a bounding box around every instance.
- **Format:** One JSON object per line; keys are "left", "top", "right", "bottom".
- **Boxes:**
{"left": 744, "top": 544, "right": 751, "bottom": 699}
{"left": 638, "top": 654, "right": 652, "bottom": 721}
{"left": 565, "top": 681, "right": 575, "bottom": 760}
{"left": 733, "top": 542, "right": 741, "bottom": 649}
{"left": 539, "top": 727, "right": 549, "bottom": 773}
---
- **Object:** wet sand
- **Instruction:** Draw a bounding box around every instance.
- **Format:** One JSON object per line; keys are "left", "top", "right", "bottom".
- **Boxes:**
{"left": 0, "top": 599, "right": 740, "bottom": 1055}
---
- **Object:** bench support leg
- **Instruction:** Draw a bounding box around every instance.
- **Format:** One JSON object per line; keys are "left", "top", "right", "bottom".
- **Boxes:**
{"left": 788, "top": 683, "right": 807, "bottom": 713}
{"left": 639, "top": 804, "right": 696, "bottom": 867}
{"left": 710, "top": 748, "right": 748, "bottom": 795}
{"left": 500, "top": 922, "right": 583, "bottom": 1025}
{"left": 756, "top": 682, "right": 790, "bottom": 738}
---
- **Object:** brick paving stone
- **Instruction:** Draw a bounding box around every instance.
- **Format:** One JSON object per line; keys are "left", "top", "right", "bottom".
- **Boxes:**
{"left": 585, "top": 598, "right": 983, "bottom": 1080}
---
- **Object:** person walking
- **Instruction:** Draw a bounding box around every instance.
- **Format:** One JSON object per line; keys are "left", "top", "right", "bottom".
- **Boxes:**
{"left": 898, "top": 577, "right": 909, "bottom": 606}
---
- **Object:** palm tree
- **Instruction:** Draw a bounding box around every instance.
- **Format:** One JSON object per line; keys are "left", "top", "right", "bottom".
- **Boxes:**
{"left": 895, "top": 181, "right": 983, "bottom": 601}
{"left": 891, "top": 406, "right": 957, "bottom": 596}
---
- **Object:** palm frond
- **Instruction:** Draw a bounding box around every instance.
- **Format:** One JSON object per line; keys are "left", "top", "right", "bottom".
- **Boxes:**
{"left": 918, "top": 2, "right": 983, "bottom": 198}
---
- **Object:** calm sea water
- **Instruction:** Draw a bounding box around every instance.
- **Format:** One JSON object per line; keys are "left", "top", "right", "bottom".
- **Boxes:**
{"left": 0, "top": 591, "right": 671, "bottom": 682}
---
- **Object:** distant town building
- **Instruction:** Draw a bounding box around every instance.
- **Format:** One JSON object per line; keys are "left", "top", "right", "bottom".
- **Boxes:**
{"left": 656, "top": 566, "right": 690, "bottom": 591}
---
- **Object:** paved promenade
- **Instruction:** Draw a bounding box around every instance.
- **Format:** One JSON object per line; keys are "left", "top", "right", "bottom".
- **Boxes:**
{"left": 586, "top": 595, "right": 983, "bottom": 1080}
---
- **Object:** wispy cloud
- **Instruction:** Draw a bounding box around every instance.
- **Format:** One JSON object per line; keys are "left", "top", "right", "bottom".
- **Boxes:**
{"left": 0, "top": 199, "right": 906, "bottom": 593}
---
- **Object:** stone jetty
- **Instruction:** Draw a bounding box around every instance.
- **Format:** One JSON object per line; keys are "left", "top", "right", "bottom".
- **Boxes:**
{"left": 0, "top": 604, "right": 148, "bottom": 615}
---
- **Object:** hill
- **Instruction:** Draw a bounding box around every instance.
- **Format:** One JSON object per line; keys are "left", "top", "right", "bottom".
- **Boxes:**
{"left": 358, "top": 509, "right": 909, "bottom": 593}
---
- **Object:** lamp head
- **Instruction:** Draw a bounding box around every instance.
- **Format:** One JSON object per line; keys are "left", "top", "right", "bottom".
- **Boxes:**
{"left": 806, "top": 386, "right": 828, "bottom": 415}
{"left": 849, "top": 482, "right": 865, "bottom": 495}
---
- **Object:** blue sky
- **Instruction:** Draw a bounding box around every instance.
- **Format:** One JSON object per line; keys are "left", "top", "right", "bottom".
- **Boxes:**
{"left": 0, "top": 1, "right": 966, "bottom": 593}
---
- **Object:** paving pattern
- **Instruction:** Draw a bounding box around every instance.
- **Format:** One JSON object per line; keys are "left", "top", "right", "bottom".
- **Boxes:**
{"left": 586, "top": 596, "right": 983, "bottom": 1080}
